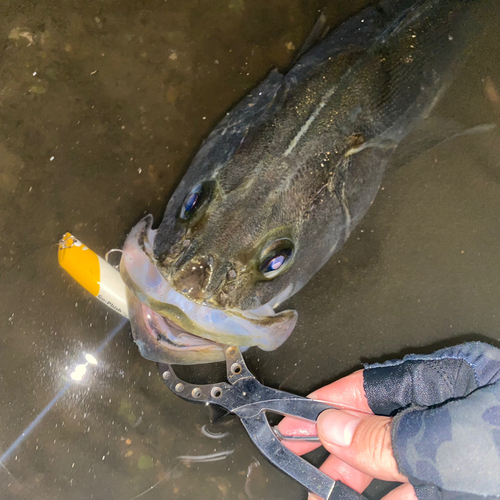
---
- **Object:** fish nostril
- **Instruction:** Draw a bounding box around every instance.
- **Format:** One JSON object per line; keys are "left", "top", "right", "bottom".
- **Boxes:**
{"left": 173, "top": 241, "right": 199, "bottom": 271}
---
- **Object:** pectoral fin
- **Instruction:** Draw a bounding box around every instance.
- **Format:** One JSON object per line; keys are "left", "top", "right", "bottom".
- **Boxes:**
{"left": 389, "top": 116, "right": 496, "bottom": 169}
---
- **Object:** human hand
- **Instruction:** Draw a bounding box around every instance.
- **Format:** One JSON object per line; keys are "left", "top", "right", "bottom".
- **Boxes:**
{"left": 277, "top": 370, "right": 417, "bottom": 500}
{"left": 279, "top": 342, "right": 500, "bottom": 500}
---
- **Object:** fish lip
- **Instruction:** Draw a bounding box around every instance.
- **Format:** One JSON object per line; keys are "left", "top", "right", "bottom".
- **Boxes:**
{"left": 142, "top": 301, "right": 215, "bottom": 350}
{"left": 126, "top": 289, "right": 226, "bottom": 364}
{"left": 120, "top": 215, "right": 297, "bottom": 359}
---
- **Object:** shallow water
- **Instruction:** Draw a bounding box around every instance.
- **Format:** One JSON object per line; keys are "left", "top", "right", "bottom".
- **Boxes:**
{"left": 0, "top": 0, "right": 499, "bottom": 499}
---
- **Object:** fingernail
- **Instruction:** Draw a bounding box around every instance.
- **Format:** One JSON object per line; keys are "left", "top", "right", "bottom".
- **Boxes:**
{"left": 318, "top": 409, "right": 362, "bottom": 447}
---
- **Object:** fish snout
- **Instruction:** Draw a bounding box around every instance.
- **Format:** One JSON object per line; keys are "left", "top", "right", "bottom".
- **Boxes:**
{"left": 170, "top": 255, "right": 214, "bottom": 300}
{"left": 170, "top": 252, "right": 241, "bottom": 306}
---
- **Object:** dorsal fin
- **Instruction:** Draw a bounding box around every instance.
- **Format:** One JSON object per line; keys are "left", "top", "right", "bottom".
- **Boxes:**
{"left": 291, "top": 12, "right": 329, "bottom": 64}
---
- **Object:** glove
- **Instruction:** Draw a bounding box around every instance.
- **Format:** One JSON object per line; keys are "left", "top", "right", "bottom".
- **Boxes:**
{"left": 364, "top": 341, "right": 500, "bottom": 500}
{"left": 277, "top": 342, "right": 500, "bottom": 500}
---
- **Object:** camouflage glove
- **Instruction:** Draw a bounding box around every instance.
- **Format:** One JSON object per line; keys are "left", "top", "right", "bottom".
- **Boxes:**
{"left": 364, "top": 342, "right": 500, "bottom": 500}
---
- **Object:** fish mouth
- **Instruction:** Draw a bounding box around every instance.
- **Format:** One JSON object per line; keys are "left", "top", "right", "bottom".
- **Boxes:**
{"left": 124, "top": 289, "right": 227, "bottom": 365}
{"left": 120, "top": 216, "right": 297, "bottom": 364}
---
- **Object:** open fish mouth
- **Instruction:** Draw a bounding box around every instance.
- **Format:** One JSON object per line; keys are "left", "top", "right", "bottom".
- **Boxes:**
{"left": 120, "top": 216, "right": 297, "bottom": 364}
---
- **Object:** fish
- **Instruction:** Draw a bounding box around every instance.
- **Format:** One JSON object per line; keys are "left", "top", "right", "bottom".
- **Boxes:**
{"left": 120, "top": 0, "right": 489, "bottom": 364}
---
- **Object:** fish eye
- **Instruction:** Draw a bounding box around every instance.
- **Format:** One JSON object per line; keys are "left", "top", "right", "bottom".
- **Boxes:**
{"left": 259, "top": 240, "right": 294, "bottom": 279}
{"left": 179, "top": 183, "right": 205, "bottom": 220}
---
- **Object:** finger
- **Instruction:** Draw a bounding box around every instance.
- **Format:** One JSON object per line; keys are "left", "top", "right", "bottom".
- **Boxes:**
{"left": 381, "top": 483, "right": 418, "bottom": 500}
{"left": 317, "top": 454, "right": 373, "bottom": 493}
{"left": 317, "top": 409, "right": 407, "bottom": 483}
{"left": 309, "top": 370, "right": 371, "bottom": 413}
{"left": 310, "top": 481, "right": 418, "bottom": 500}
{"left": 277, "top": 416, "right": 322, "bottom": 455}
{"left": 277, "top": 370, "right": 370, "bottom": 455}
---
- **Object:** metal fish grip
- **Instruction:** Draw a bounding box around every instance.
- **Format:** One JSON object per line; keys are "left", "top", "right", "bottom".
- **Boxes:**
{"left": 157, "top": 346, "right": 353, "bottom": 500}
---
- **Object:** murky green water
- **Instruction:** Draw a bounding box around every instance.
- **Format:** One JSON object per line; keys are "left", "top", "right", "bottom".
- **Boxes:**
{"left": 0, "top": 1, "right": 499, "bottom": 499}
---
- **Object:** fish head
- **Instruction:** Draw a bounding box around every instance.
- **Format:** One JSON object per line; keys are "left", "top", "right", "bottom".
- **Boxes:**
{"left": 152, "top": 139, "right": 360, "bottom": 308}
{"left": 120, "top": 147, "right": 355, "bottom": 365}
{"left": 121, "top": 158, "right": 308, "bottom": 363}
{"left": 154, "top": 172, "right": 300, "bottom": 311}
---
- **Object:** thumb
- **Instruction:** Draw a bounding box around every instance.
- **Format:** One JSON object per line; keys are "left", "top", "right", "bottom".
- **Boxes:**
{"left": 316, "top": 409, "right": 408, "bottom": 483}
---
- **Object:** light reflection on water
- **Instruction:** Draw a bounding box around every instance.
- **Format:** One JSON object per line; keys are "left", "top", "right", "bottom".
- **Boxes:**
{"left": 0, "top": 318, "right": 127, "bottom": 465}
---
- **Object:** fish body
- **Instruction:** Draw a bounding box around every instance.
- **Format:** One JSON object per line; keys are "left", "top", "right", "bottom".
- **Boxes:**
{"left": 121, "top": 0, "right": 487, "bottom": 364}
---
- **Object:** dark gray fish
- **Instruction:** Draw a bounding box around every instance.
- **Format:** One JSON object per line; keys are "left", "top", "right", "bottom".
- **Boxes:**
{"left": 120, "top": 0, "right": 489, "bottom": 364}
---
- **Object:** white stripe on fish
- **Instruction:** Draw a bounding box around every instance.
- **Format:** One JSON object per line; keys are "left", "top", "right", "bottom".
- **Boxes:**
{"left": 283, "top": 85, "right": 337, "bottom": 157}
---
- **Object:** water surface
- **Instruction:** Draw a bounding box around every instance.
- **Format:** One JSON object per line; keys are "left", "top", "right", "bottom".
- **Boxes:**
{"left": 0, "top": 1, "right": 499, "bottom": 499}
